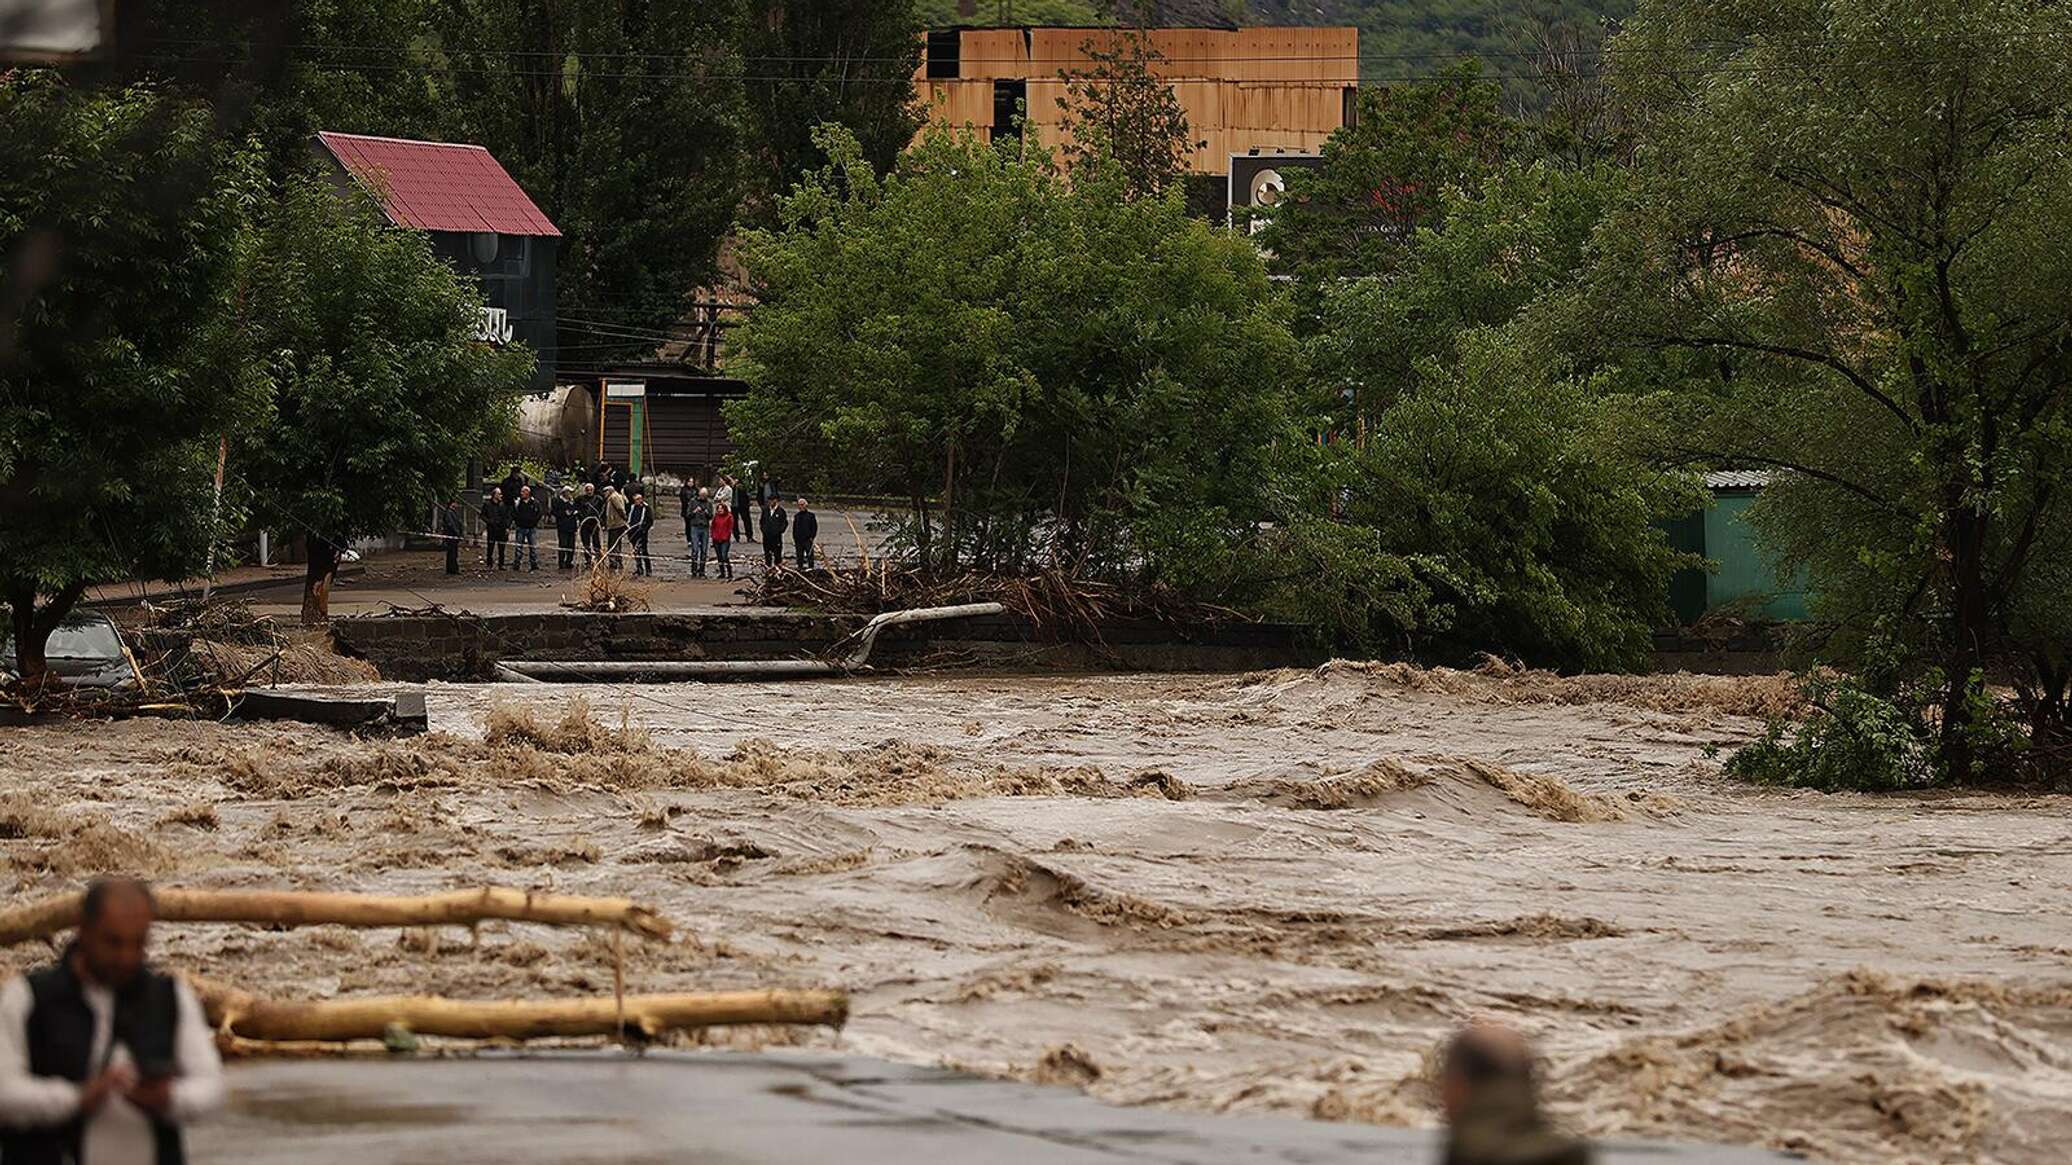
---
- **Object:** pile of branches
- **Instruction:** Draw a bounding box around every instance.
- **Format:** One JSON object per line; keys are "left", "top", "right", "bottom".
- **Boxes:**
{"left": 751, "top": 561, "right": 1249, "bottom": 642}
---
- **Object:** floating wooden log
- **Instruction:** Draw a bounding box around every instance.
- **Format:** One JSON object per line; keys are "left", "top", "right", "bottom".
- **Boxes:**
{"left": 189, "top": 978, "right": 848, "bottom": 1043}
{"left": 0, "top": 886, "right": 671, "bottom": 947}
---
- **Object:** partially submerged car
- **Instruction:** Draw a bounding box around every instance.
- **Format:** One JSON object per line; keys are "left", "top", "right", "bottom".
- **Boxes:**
{"left": 0, "top": 611, "right": 143, "bottom": 689}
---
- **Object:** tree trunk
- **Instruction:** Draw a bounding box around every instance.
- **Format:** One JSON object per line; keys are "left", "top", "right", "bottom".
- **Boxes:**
{"left": 190, "top": 979, "right": 847, "bottom": 1044}
{"left": 0, "top": 885, "right": 672, "bottom": 948}
{"left": 1938, "top": 505, "right": 1990, "bottom": 783}
{"left": 5, "top": 580, "right": 86, "bottom": 691}
{"left": 302, "top": 537, "right": 339, "bottom": 626}
{"left": 6, "top": 587, "right": 43, "bottom": 686}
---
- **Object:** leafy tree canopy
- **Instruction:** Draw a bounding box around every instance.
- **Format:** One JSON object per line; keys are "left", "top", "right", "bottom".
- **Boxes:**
{"left": 236, "top": 176, "right": 533, "bottom": 623}
{"left": 1250, "top": 62, "right": 1511, "bottom": 284}
{"left": 1594, "top": 0, "right": 2072, "bottom": 784}
{"left": 0, "top": 76, "right": 267, "bottom": 681}
{"left": 729, "top": 125, "right": 1297, "bottom": 578}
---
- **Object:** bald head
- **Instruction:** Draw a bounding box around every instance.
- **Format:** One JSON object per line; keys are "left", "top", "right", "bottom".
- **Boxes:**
{"left": 1440, "top": 1022, "right": 1538, "bottom": 1120}
{"left": 76, "top": 877, "right": 155, "bottom": 988}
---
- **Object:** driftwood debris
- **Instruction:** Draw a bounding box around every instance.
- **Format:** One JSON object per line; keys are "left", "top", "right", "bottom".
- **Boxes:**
{"left": 189, "top": 978, "right": 849, "bottom": 1044}
{"left": 0, "top": 886, "right": 672, "bottom": 947}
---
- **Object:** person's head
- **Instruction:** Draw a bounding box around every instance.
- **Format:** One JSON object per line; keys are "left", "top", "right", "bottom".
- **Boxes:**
{"left": 583, "top": 482, "right": 595, "bottom": 496}
{"left": 562, "top": 487, "right": 574, "bottom": 500}
{"left": 632, "top": 487, "right": 644, "bottom": 501}
{"left": 1439, "top": 1022, "right": 1539, "bottom": 1123}
{"left": 448, "top": 499, "right": 460, "bottom": 510}
{"left": 520, "top": 485, "right": 532, "bottom": 499}
{"left": 699, "top": 487, "right": 711, "bottom": 499}
{"left": 490, "top": 486, "right": 503, "bottom": 501}
{"left": 796, "top": 497, "right": 809, "bottom": 510}
{"left": 75, "top": 877, "right": 155, "bottom": 988}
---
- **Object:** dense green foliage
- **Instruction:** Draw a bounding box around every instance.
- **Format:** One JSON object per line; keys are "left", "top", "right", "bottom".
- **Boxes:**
{"left": 730, "top": 126, "right": 1296, "bottom": 577}
{"left": 0, "top": 77, "right": 268, "bottom": 680}
{"left": 737, "top": 2, "right": 926, "bottom": 215}
{"left": 109, "top": 2, "right": 933, "bottom": 363}
{"left": 1595, "top": 0, "right": 2072, "bottom": 785}
{"left": 1250, "top": 62, "right": 1509, "bottom": 284}
{"left": 236, "top": 178, "right": 533, "bottom": 621}
{"left": 1266, "top": 156, "right": 1691, "bottom": 669}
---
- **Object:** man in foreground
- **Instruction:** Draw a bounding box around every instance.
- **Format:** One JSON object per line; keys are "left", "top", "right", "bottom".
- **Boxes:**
{"left": 0, "top": 878, "right": 225, "bottom": 1164}
{"left": 1440, "top": 1023, "right": 1590, "bottom": 1165}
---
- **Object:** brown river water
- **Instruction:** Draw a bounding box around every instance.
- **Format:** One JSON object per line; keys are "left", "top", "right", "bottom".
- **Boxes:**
{"left": 3, "top": 663, "right": 2067, "bottom": 1164}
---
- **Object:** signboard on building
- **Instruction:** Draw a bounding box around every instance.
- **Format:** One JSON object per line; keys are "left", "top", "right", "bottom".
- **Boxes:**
{"left": 476, "top": 307, "right": 514, "bottom": 344}
{"left": 1228, "top": 151, "right": 1322, "bottom": 233}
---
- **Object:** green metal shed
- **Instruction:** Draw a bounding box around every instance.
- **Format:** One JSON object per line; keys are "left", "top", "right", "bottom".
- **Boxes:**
{"left": 1664, "top": 471, "right": 1810, "bottom": 625}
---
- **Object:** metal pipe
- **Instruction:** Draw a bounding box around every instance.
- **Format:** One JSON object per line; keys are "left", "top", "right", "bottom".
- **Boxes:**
{"left": 499, "top": 659, "right": 838, "bottom": 681}
{"left": 492, "top": 601, "right": 1009, "bottom": 684}
{"left": 834, "top": 601, "right": 1008, "bottom": 670}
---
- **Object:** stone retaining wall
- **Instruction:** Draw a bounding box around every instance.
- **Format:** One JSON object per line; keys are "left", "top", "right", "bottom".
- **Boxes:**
{"left": 332, "top": 610, "right": 1315, "bottom": 681}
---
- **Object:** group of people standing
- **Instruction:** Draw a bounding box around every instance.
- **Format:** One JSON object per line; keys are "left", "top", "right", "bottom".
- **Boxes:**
{"left": 438, "top": 463, "right": 817, "bottom": 580}
{"left": 675, "top": 473, "right": 817, "bottom": 580}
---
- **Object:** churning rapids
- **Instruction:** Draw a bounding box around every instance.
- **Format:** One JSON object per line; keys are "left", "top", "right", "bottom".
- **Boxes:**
{"left": 4, "top": 663, "right": 2067, "bottom": 1164}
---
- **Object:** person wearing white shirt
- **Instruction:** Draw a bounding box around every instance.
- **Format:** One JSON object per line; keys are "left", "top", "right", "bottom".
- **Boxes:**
{"left": 0, "top": 878, "right": 224, "bottom": 1165}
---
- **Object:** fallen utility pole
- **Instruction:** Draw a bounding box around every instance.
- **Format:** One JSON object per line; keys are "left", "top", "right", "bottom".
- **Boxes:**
{"left": 190, "top": 978, "right": 848, "bottom": 1043}
{"left": 0, "top": 886, "right": 671, "bottom": 947}
{"left": 493, "top": 601, "right": 1008, "bottom": 684}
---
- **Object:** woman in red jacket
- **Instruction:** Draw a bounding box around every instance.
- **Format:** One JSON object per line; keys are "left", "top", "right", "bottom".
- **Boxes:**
{"left": 710, "top": 506, "right": 735, "bottom": 580}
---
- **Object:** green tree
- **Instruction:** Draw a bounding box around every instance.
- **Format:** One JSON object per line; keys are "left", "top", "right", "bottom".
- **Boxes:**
{"left": 238, "top": 176, "right": 533, "bottom": 624}
{"left": 1309, "top": 160, "right": 1620, "bottom": 423}
{"left": 728, "top": 125, "right": 1296, "bottom": 577}
{"left": 1250, "top": 62, "right": 1510, "bottom": 283}
{"left": 0, "top": 76, "right": 266, "bottom": 685}
{"left": 737, "top": 1, "right": 924, "bottom": 211}
{"left": 1291, "top": 328, "right": 1690, "bottom": 669}
{"left": 1054, "top": 29, "right": 1203, "bottom": 200}
{"left": 1596, "top": 0, "right": 2072, "bottom": 783}
{"left": 427, "top": 0, "right": 749, "bottom": 361}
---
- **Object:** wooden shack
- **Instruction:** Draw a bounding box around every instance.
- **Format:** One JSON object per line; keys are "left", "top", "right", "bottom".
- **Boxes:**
{"left": 562, "top": 363, "right": 747, "bottom": 483}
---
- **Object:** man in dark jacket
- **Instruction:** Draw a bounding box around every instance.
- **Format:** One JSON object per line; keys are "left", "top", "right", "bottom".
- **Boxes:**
{"left": 512, "top": 486, "right": 543, "bottom": 571}
{"left": 760, "top": 499, "right": 788, "bottom": 569}
{"left": 791, "top": 498, "right": 819, "bottom": 570}
{"left": 551, "top": 487, "right": 579, "bottom": 570}
{"left": 735, "top": 469, "right": 755, "bottom": 544}
{"left": 627, "top": 487, "right": 655, "bottom": 577}
{"left": 500, "top": 464, "right": 526, "bottom": 505}
{"left": 439, "top": 499, "right": 466, "bottom": 575}
{"left": 576, "top": 483, "right": 602, "bottom": 568}
{"left": 0, "top": 878, "right": 225, "bottom": 1165}
{"left": 479, "top": 486, "right": 510, "bottom": 570}
{"left": 682, "top": 486, "right": 713, "bottom": 578}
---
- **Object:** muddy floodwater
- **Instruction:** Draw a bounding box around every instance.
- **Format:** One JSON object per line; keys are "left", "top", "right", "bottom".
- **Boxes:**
{"left": 4, "top": 663, "right": 2068, "bottom": 1165}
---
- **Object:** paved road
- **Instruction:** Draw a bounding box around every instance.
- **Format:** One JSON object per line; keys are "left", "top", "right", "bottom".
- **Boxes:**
{"left": 197, "top": 1051, "right": 1799, "bottom": 1165}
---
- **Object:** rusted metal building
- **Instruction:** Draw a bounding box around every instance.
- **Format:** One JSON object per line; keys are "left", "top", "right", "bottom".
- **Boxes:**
{"left": 914, "top": 25, "right": 1359, "bottom": 181}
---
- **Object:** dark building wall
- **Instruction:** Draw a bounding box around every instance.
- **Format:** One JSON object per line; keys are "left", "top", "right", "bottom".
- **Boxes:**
{"left": 428, "top": 230, "right": 558, "bottom": 393}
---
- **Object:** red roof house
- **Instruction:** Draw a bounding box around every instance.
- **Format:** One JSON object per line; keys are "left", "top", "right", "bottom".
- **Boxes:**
{"left": 314, "top": 131, "right": 559, "bottom": 390}
{"left": 315, "top": 131, "right": 560, "bottom": 237}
